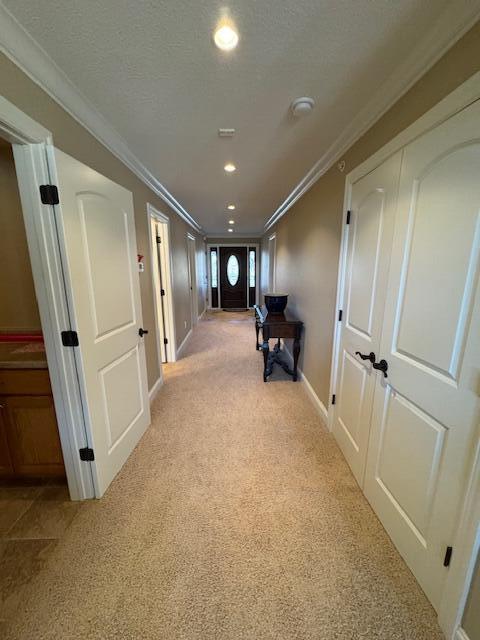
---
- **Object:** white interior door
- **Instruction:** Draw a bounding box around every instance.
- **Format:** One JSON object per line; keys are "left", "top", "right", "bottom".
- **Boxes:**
{"left": 187, "top": 235, "right": 197, "bottom": 326}
{"left": 364, "top": 100, "right": 480, "bottom": 610}
{"left": 53, "top": 149, "right": 150, "bottom": 497}
{"left": 333, "top": 152, "right": 402, "bottom": 485}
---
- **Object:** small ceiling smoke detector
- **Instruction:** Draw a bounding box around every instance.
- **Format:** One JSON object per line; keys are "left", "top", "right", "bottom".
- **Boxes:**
{"left": 218, "top": 128, "right": 236, "bottom": 137}
{"left": 291, "top": 97, "right": 315, "bottom": 117}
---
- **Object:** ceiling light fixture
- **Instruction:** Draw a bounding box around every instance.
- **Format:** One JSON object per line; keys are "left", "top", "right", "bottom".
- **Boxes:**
{"left": 227, "top": 204, "right": 236, "bottom": 210}
{"left": 228, "top": 228, "right": 233, "bottom": 233}
{"left": 291, "top": 96, "right": 315, "bottom": 117}
{"left": 224, "top": 163, "right": 236, "bottom": 173}
{"left": 229, "top": 220, "right": 235, "bottom": 225}
{"left": 214, "top": 22, "right": 239, "bottom": 51}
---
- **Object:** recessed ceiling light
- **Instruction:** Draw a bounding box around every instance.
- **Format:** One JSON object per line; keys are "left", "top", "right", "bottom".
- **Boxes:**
{"left": 228, "top": 228, "right": 233, "bottom": 233}
{"left": 214, "top": 23, "right": 239, "bottom": 51}
{"left": 229, "top": 220, "right": 235, "bottom": 225}
{"left": 224, "top": 163, "right": 236, "bottom": 173}
{"left": 227, "top": 204, "right": 236, "bottom": 210}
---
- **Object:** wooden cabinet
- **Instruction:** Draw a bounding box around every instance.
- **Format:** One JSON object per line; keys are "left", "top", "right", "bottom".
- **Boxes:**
{"left": 0, "top": 369, "right": 65, "bottom": 478}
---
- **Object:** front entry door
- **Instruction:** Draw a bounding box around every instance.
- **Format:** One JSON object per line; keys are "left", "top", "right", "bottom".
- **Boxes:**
{"left": 53, "top": 149, "right": 150, "bottom": 497}
{"left": 364, "top": 100, "right": 480, "bottom": 610}
{"left": 220, "top": 246, "right": 247, "bottom": 309}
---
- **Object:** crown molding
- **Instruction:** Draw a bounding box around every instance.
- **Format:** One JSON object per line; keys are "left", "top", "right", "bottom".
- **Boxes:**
{"left": 0, "top": 2, "right": 202, "bottom": 232}
{"left": 205, "top": 233, "right": 262, "bottom": 239}
{"left": 264, "top": 4, "right": 480, "bottom": 231}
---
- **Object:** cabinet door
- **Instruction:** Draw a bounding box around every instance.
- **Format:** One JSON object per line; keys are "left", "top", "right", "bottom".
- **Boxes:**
{"left": 2, "top": 395, "right": 65, "bottom": 477}
{"left": 0, "top": 406, "right": 14, "bottom": 475}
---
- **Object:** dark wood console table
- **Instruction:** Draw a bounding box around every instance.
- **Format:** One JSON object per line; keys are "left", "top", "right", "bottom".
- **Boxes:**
{"left": 254, "top": 305, "right": 303, "bottom": 382}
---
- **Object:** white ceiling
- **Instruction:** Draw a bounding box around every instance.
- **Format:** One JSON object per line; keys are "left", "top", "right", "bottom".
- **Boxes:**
{"left": 2, "top": 1, "right": 476, "bottom": 234}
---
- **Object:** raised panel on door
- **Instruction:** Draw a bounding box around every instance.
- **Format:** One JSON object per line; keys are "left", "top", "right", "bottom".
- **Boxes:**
{"left": 54, "top": 149, "right": 150, "bottom": 497}
{"left": 365, "top": 99, "right": 480, "bottom": 610}
{"left": 333, "top": 152, "right": 402, "bottom": 485}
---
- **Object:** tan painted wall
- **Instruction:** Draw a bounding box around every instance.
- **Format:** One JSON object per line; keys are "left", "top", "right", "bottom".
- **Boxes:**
{"left": 463, "top": 552, "right": 480, "bottom": 639}
{"left": 262, "top": 21, "right": 480, "bottom": 409}
{"left": 0, "top": 141, "right": 41, "bottom": 331}
{"left": 0, "top": 53, "right": 204, "bottom": 389}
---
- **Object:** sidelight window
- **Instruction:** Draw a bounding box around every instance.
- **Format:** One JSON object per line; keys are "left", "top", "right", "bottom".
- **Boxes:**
{"left": 249, "top": 250, "right": 255, "bottom": 288}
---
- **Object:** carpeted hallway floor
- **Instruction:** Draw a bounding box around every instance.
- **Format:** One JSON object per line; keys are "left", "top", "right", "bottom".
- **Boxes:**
{"left": 0, "top": 311, "right": 444, "bottom": 639}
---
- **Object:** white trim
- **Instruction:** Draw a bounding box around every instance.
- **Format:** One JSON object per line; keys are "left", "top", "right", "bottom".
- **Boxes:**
{"left": 198, "top": 308, "right": 207, "bottom": 321}
{"left": 0, "top": 3, "right": 202, "bottom": 233}
{"left": 206, "top": 233, "right": 262, "bottom": 239}
{"left": 176, "top": 328, "right": 192, "bottom": 359}
{"left": 186, "top": 233, "right": 198, "bottom": 325}
{"left": 328, "top": 70, "right": 480, "bottom": 432}
{"left": 148, "top": 377, "right": 163, "bottom": 403}
{"left": 268, "top": 234, "right": 277, "bottom": 293}
{"left": 206, "top": 243, "right": 260, "bottom": 309}
{"left": 281, "top": 341, "right": 328, "bottom": 426}
{"left": 146, "top": 203, "right": 177, "bottom": 363}
{"left": 264, "top": 4, "right": 480, "bottom": 231}
{"left": 438, "top": 436, "right": 480, "bottom": 639}
{"left": 455, "top": 628, "right": 471, "bottom": 640}
{"left": 326, "top": 72, "right": 480, "bottom": 638}
{"left": 1, "top": 96, "right": 94, "bottom": 500}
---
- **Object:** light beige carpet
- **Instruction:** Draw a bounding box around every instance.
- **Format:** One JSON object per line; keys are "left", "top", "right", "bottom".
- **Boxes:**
{"left": 1, "top": 311, "right": 444, "bottom": 639}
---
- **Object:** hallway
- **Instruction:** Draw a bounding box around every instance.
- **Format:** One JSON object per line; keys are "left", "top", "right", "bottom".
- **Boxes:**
{"left": 0, "top": 311, "right": 443, "bottom": 639}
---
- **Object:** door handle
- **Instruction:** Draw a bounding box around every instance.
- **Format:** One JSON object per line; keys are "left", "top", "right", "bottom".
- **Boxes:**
{"left": 138, "top": 328, "right": 149, "bottom": 337}
{"left": 355, "top": 351, "right": 376, "bottom": 363}
{"left": 372, "top": 359, "right": 388, "bottom": 378}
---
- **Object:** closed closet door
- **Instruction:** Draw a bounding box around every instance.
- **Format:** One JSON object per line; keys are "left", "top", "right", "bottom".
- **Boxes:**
{"left": 364, "top": 100, "right": 480, "bottom": 610}
{"left": 333, "top": 152, "right": 402, "bottom": 485}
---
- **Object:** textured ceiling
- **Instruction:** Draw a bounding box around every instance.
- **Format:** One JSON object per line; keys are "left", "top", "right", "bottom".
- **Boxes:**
{"left": 4, "top": 0, "right": 456, "bottom": 234}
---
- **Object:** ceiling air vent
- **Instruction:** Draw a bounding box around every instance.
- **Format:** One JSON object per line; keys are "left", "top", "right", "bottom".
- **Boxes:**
{"left": 218, "top": 128, "right": 235, "bottom": 137}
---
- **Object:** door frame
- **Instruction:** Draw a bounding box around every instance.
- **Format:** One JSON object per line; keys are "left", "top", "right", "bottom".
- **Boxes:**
{"left": 146, "top": 203, "right": 177, "bottom": 364}
{"left": 327, "top": 71, "right": 480, "bottom": 638}
{"left": 268, "top": 233, "right": 277, "bottom": 292}
{"left": 0, "top": 95, "right": 94, "bottom": 500}
{"left": 206, "top": 243, "right": 260, "bottom": 309}
{"left": 186, "top": 233, "right": 198, "bottom": 326}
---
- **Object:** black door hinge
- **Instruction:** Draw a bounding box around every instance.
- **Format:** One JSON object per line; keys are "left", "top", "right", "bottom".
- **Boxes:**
{"left": 156, "top": 236, "right": 161, "bottom": 244}
{"left": 338, "top": 310, "right": 343, "bottom": 321}
{"left": 160, "top": 289, "right": 165, "bottom": 296}
{"left": 163, "top": 338, "right": 168, "bottom": 345}
{"left": 79, "top": 447, "right": 94, "bottom": 462}
{"left": 61, "top": 330, "right": 79, "bottom": 347}
{"left": 346, "top": 210, "right": 351, "bottom": 225}
{"left": 443, "top": 546, "right": 453, "bottom": 567}
{"left": 40, "top": 184, "right": 59, "bottom": 205}
{"left": 332, "top": 394, "right": 336, "bottom": 405}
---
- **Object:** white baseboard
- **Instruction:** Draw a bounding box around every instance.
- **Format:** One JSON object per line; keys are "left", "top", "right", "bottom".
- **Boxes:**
{"left": 198, "top": 308, "right": 207, "bottom": 321}
{"left": 455, "top": 628, "right": 471, "bottom": 640}
{"left": 281, "top": 340, "right": 328, "bottom": 426}
{"left": 148, "top": 376, "right": 163, "bottom": 403}
{"left": 176, "top": 328, "right": 192, "bottom": 359}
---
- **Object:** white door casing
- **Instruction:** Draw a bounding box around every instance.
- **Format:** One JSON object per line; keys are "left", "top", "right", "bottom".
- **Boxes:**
{"left": 187, "top": 234, "right": 197, "bottom": 325}
{"left": 53, "top": 149, "right": 151, "bottom": 497}
{"left": 364, "top": 100, "right": 480, "bottom": 610}
{"left": 333, "top": 152, "right": 402, "bottom": 485}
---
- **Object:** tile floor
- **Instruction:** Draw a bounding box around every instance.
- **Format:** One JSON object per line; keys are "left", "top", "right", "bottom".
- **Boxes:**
{"left": 0, "top": 481, "right": 82, "bottom": 624}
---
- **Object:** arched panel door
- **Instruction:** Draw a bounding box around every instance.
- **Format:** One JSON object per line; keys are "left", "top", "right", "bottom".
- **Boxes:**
{"left": 219, "top": 246, "right": 247, "bottom": 309}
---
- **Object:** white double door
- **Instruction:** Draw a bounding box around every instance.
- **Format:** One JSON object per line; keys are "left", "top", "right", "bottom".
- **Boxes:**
{"left": 333, "top": 99, "right": 480, "bottom": 610}
{"left": 53, "top": 149, "right": 151, "bottom": 497}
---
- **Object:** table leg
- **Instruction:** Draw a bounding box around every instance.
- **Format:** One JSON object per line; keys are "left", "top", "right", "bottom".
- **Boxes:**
{"left": 293, "top": 337, "right": 300, "bottom": 382}
{"left": 255, "top": 320, "right": 260, "bottom": 351}
{"left": 262, "top": 339, "right": 269, "bottom": 382}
